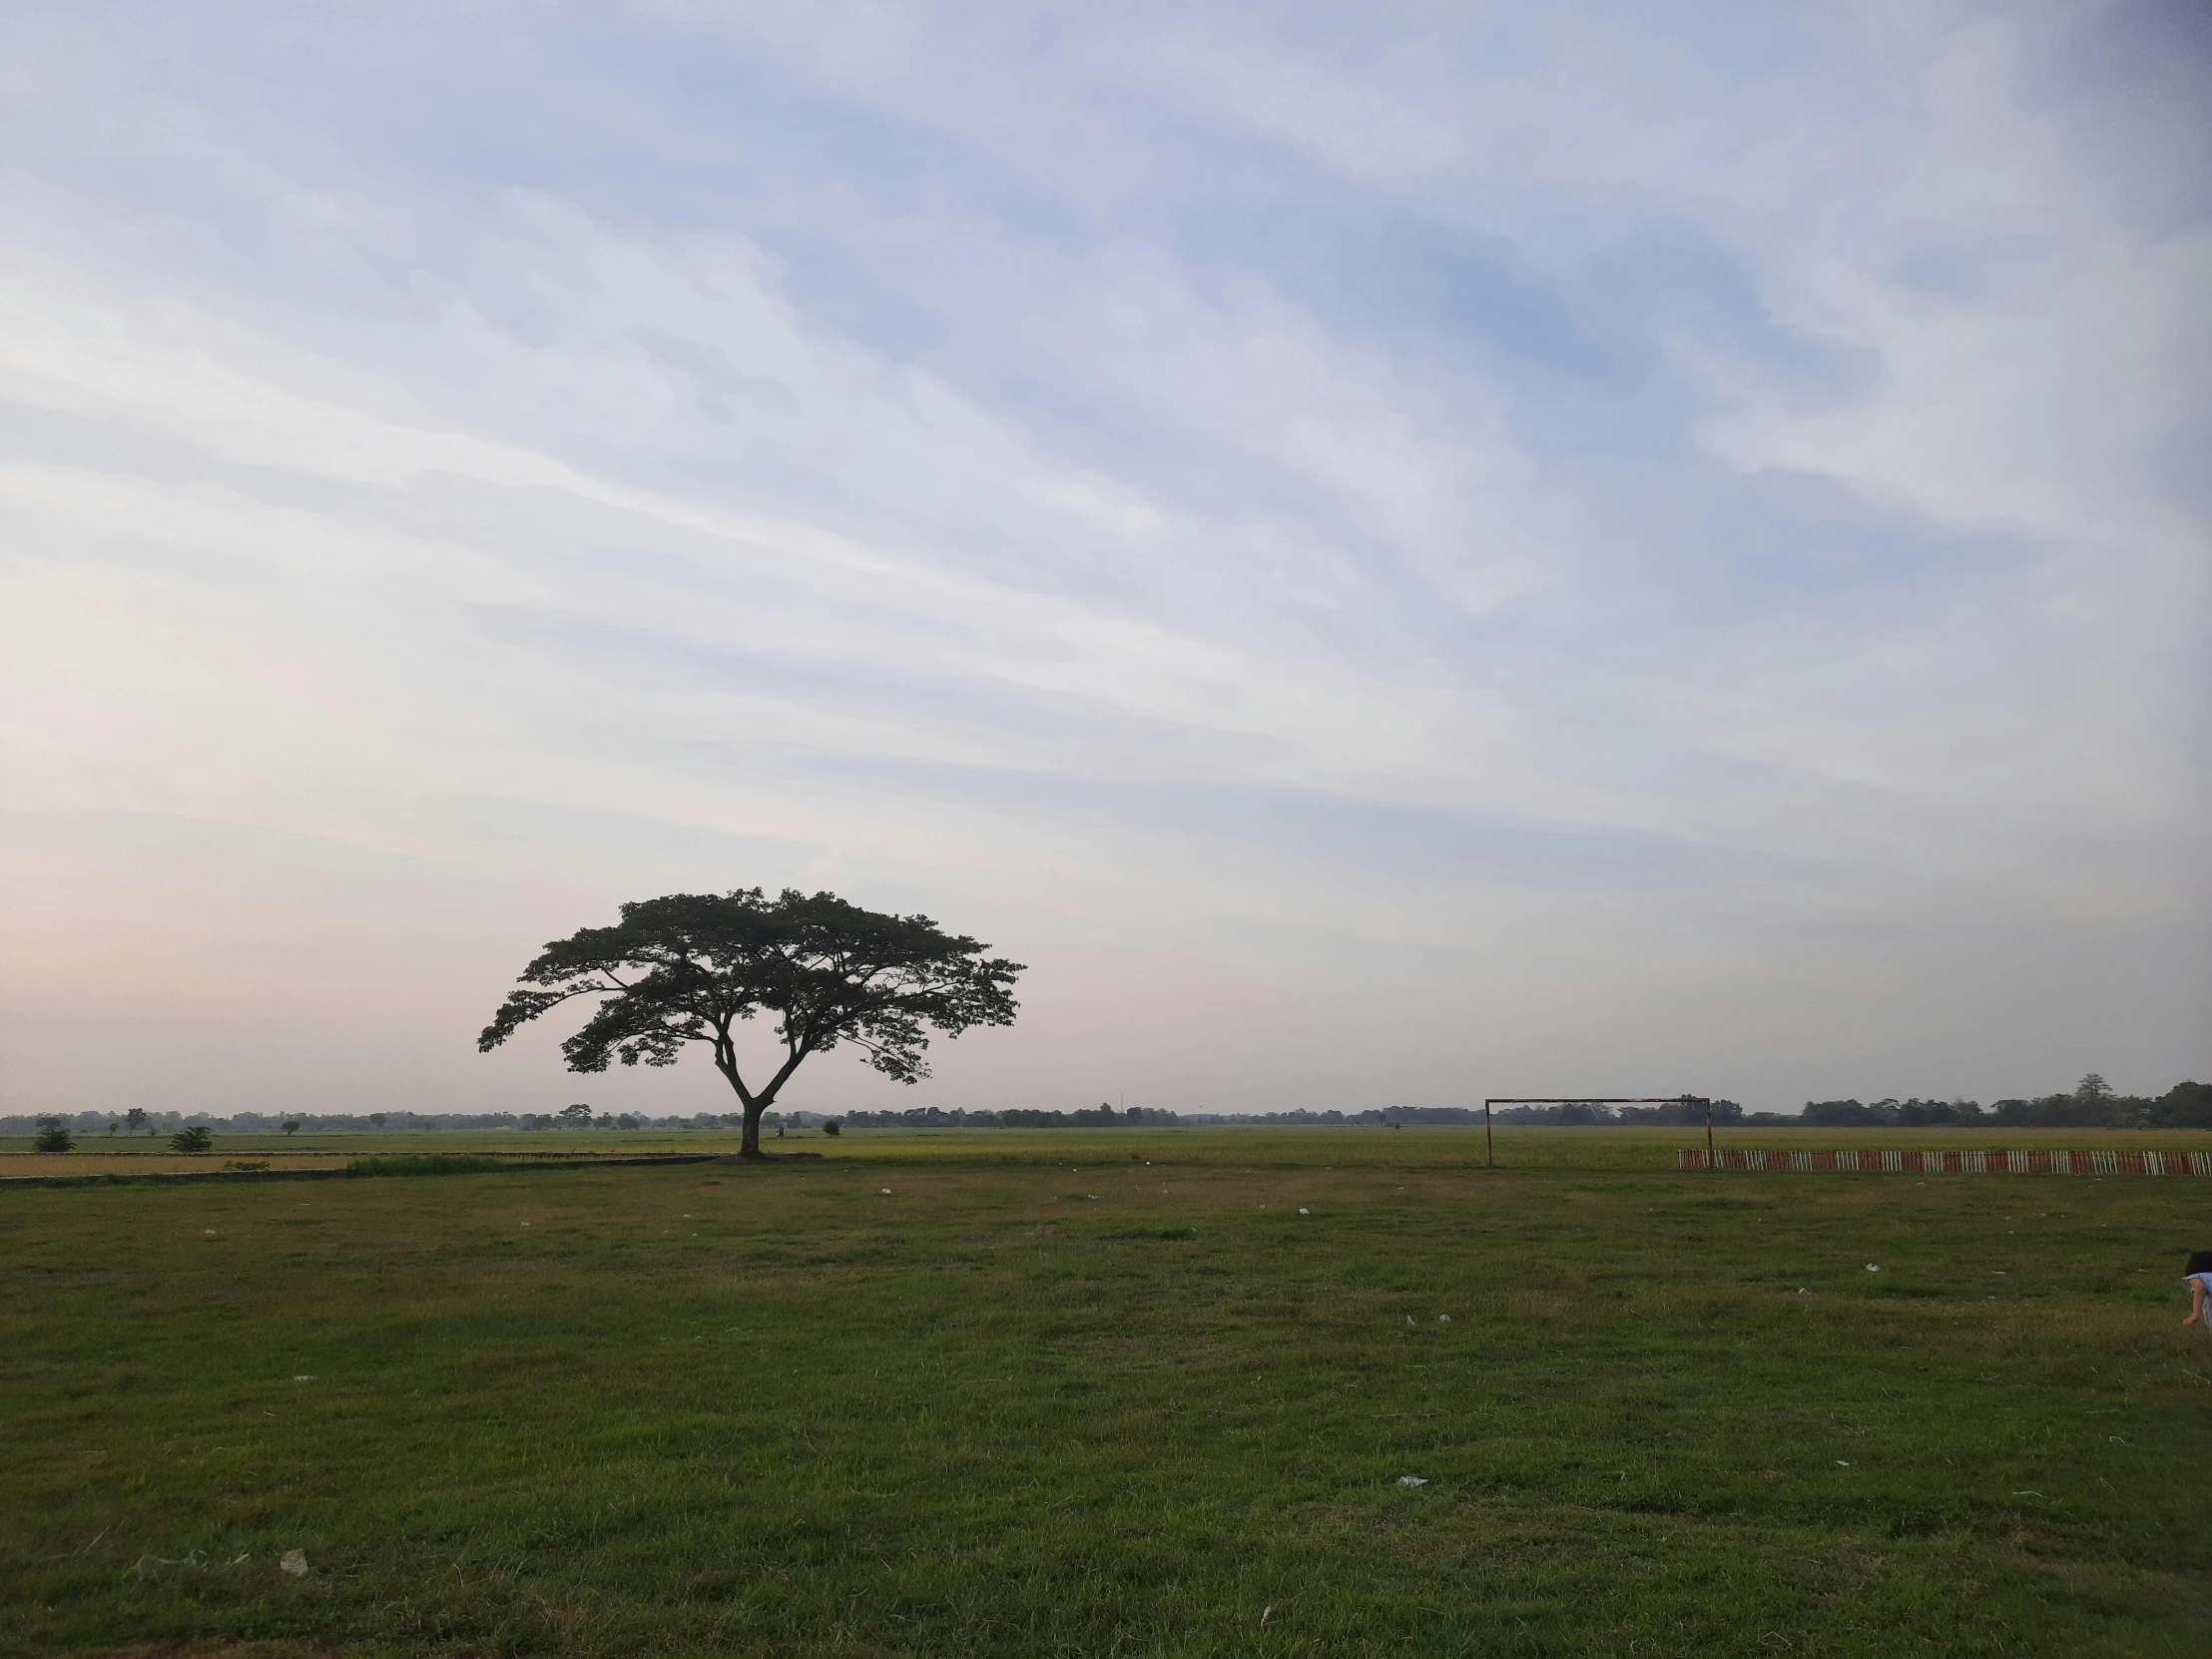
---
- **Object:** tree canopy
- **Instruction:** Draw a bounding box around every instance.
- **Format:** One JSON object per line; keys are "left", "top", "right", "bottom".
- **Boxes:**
{"left": 478, "top": 888, "right": 1024, "bottom": 1156}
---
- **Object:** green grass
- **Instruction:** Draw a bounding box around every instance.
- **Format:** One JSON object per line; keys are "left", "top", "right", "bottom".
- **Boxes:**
{"left": 4, "top": 1132, "right": 2209, "bottom": 1657}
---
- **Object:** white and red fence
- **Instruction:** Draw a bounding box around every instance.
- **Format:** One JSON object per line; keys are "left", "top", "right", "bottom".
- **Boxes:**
{"left": 1677, "top": 1148, "right": 2212, "bottom": 1175}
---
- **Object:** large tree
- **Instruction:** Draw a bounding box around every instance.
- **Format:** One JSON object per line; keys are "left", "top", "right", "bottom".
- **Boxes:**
{"left": 478, "top": 889, "right": 1024, "bottom": 1157}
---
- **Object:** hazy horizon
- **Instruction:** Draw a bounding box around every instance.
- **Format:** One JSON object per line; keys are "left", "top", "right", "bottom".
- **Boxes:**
{"left": 3, "top": 2, "right": 2208, "bottom": 1123}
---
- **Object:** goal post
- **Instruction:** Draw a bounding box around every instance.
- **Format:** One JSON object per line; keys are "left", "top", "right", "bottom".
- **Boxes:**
{"left": 1478, "top": 1096, "right": 1713, "bottom": 1168}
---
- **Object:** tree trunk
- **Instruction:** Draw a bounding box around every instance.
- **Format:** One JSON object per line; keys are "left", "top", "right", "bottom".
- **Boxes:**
{"left": 715, "top": 1037, "right": 802, "bottom": 1160}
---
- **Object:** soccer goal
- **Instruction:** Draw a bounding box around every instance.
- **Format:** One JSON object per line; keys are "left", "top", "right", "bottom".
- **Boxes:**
{"left": 1479, "top": 1096, "right": 1713, "bottom": 1168}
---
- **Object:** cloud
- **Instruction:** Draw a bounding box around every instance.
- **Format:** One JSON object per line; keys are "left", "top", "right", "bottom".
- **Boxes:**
{"left": 1, "top": 0, "right": 2205, "bottom": 1115}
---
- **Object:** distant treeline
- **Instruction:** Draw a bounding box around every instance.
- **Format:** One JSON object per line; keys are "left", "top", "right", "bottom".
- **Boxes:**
{"left": 0, "top": 1108, "right": 832, "bottom": 1135}
{"left": 7, "top": 1077, "right": 2204, "bottom": 1137}
{"left": 1802, "top": 1079, "right": 2210, "bottom": 1129}
{"left": 840, "top": 1105, "right": 1179, "bottom": 1129}
{"left": 836, "top": 1103, "right": 1744, "bottom": 1128}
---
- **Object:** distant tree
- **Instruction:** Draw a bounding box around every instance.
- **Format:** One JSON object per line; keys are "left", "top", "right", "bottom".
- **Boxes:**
{"left": 105, "top": 1118, "right": 118, "bottom": 1136}
{"left": 171, "top": 1125, "right": 213, "bottom": 1154}
{"left": 2075, "top": 1073, "right": 2113, "bottom": 1105}
{"left": 479, "top": 889, "right": 1022, "bottom": 1158}
{"left": 33, "top": 1115, "right": 74, "bottom": 1154}
{"left": 2153, "top": 1081, "right": 2212, "bottom": 1128}
{"left": 125, "top": 1107, "right": 149, "bottom": 1136}
{"left": 559, "top": 1103, "right": 595, "bottom": 1128}
{"left": 368, "top": 1113, "right": 387, "bottom": 1129}
{"left": 281, "top": 1120, "right": 300, "bottom": 1136}
{"left": 822, "top": 1119, "right": 840, "bottom": 1137}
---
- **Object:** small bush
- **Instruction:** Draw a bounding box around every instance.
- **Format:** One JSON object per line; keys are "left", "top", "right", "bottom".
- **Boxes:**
{"left": 170, "top": 1126, "right": 214, "bottom": 1154}
{"left": 344, "top": 1154, "right": 507, "bottom": 1178}
{"left": 822, "top": 1120, "right": 841, "bottom": 1137}
{"left": 33, "top": 1115, "right": 74, "bottom": 1154}
{"left": 223, "top": 1160, "right": 272, "bottom": 1172}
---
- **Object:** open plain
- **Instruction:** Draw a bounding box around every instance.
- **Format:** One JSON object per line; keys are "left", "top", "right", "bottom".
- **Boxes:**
{"left": 6, "top": 1128, "right": 2210, "bottom": 1658}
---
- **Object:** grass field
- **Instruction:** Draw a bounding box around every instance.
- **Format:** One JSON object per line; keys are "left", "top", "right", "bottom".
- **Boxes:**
{"left": 6, "top": 1129, "right": 2210, "bottom": 1657}
{"left": 10, "top": 1123, "right": 2212, "bottom": 1177}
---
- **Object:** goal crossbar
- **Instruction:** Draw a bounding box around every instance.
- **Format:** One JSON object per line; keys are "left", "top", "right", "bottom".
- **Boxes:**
{"left": 1479, "top": 1096, "right": 1713, "bottom": 1168}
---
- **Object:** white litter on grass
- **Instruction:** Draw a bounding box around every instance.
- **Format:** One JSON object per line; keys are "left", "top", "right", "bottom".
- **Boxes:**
{"left": 1397, "top": 1476, "right": 1429, "bottom": 1487}
{"left": 1437, "top": 1315, "right": 1451, "bottom": 1324}
{"left": 1298, "top": 1207, "right": 1310, "bottom": 1215}
{"left": 521, "top": 1222, "right": 530, "bottom": 1227}
{"left": 204, "top": 1230, "right": 217, "bottom": 1238}
{"left": 1865, "top": 1264, "right": 1880, "bottom": 1272}
{"left": 1796, "top": 1289, "right": 1809, "bottom": 1296}
{"left": 292, "top": 1375, "right": 315, "bottom": 1382}
{"left": 1836, "top": 1460, "right": 1852, "bottom": 1467}
{"left": 880, "top": 1189, "right": 892, "bottom": 1195}
{"left": 279, "top": 1550, "right": 309, "bottom": 1577}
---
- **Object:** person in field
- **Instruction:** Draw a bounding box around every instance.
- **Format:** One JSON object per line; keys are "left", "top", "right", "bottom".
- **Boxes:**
{"left": 2184, "top": 1252, "right": 2212, "bottom": 1330}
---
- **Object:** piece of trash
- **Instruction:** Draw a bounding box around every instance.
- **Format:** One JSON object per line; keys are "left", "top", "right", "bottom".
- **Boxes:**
{"left": 1836, "top": 1460, "right": 1852, "bottom": 1467}
{"left": 1992, "top": 1271, "right": 2005, "bottom": 1275}
{"left": 279, "top": 1549, "right": 309, "bottom": 1577}
{"left": 292, "top": 1375, "right": 315, "bottom": 1382}
{"left": 1298, "top": 1207, "right": 1311, "bottom": 1215}
{"left": 1405, "top": 1315, "right": 1413, "bottom": 1326}
{"left": 880, "top": 1189, "right": 891, "bottom": 1195}
{"left": 204, "top": 1230, "right": 218, "bottom": 1238}
{"left": 1437, "top": 1314, "right": 1451, "bottom": 1324}
{"left": 1397, "top": 1475, "right": 1429, "bottom": 1487}
{"left": 520, "top": 1222, "right": 530, "bottom": 1227}
{"left": 1865, "top": 1264, "right": 1880, "bottom": 1272}
{"left": 1796, "top": 1288, "right": 1809, "bottom": 1296}
{"left": 2012, "top": 1490, "right": 2044, "bottom": 1497}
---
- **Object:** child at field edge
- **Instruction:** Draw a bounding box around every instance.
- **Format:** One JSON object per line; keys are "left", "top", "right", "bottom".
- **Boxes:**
{"left": 2184, "top": 1252, "right": 2212, "bottom": 1330}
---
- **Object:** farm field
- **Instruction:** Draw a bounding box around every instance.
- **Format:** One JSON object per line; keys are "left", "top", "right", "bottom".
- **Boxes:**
{"left": 6, "top": 1132, "right": 2211, "bottom": 1657}
{"left": 9, "top": 1123, "right": 2212, "bottom": 1178}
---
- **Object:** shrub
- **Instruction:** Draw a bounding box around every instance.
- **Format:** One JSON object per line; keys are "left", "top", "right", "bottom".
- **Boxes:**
{"left": 822, "top": 1120, "right": 840, "bottom": 1137}
{"left": 33, "top": 1115, "right": 74, "bottom": 1154}
{"left": 344, "top": 1154, "right": 506, "bottom": 1177}
{"left": 171, "top": 1125, "right": 214, "bottom": 1154}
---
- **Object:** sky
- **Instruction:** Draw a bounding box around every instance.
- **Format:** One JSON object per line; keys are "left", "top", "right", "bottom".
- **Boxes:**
{"left": 2, "top": 1, "right": 2208, "bottom": 1122}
